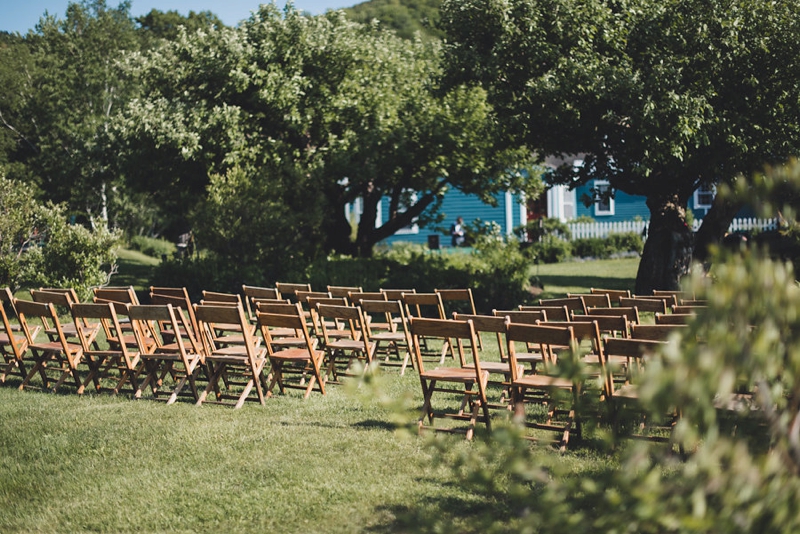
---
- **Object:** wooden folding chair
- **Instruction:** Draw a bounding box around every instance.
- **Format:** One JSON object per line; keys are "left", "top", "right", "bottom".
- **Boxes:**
{"left": 493, "top": 309, "right": 549, "bottom": 371}
{"left": 31, "top": 288, "right": 98, "bottom": 345}
{"left": 672, "top": 304, "right": 707, "bottom": 315}
{"left": 194, "top": 303, "right": 269, "bottom": 408}
{"left": 536, "top": 319, "right": 609, "bottom": 400}
{"left": 381, "top": 288, "right": 415, "bottom": 302}
{"left": 539, "top": 296, "right": 588, "bottom": 315}
{"left": 587, "top": 306, "right": 641, "bottom": 325}
{"left": 257, "top": 303, "right": 326, "bottom": 398}
{"left": 276, "top": 282, "right": 312, "bottom": 303}
{"left": 0, "top": 288, "right": 37, "bottom": 384}
{"left": 567, "top": 293, "right": 612, "bottom": 309}
{"left": 327, "top": 285, "right": 363, "bottom": 301}
{"left": 571, "top": 313, "right": 631, "bottom": 338}
{"left": 199, "top": 291, "right": 256, "bottom": 345}
{"left": 149, "top": 290, "right": 200, "bottom": 343}
{"left": 601, "top": 337, "right": 673, "bottom": 440}
{"left": 255, "top": 301, "right": 312, "bottom": 349}
{"left": 130, "top": 304, "right": 205, "bottom": 404}
{"left": 70, "top": 302, "right": 142, "bottom": 395}
{"left": 349, "top": 291, "right": 392, "bottom": 333}
{"left": 631, "top": 323, "right": 689, "bottom": 341}
{"left": 590, "top": 288, "right": 631, "bottom": 305}
{"left": 436, "top": 288, "right": 478, "bottom": 316}
{"left": 506, "top": 322, "right": 582, "bottom": 449}
{"left": 409, "top": 317, "right": 491, "bottom": 440}
{"left": 242, "top": 285, "right": 280, "bottom": 323}
{"left": 453, "top": 312, "right": 523, "bottom": 408}
{"left": 518, "top": 305, "right": 570, "bottom": 321}
{"left": 619, "top": 297, "right": 668, "bottom": 314}
{"left": 94, "top": 286, "right": 140, "bottom": 306}
{"left": 316, "top": 303, "right": 376, "bottom": 381}
{"left": 402, "top": 292, "right": 452, "bottom": 363}
{"left": 360, "top": 299, "right": 413, "bottom": 375}
{"left": 14, "top": 298, "right": 86, "bottom": 394}
{"left": 655, "top": 313, "right": 694, "bottom": 325}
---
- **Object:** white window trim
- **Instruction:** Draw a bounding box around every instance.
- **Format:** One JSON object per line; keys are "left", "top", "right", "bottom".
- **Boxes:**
{"left": 693, "top": 184, "right": 715, "bottom": 210}
{"left": 594, "top": 180, "right": 615, "bottom": 216}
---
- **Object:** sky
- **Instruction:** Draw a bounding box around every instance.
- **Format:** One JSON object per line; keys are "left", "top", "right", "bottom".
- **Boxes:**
{"left": 1, "top": 0, "right": 356, "bottom": 35}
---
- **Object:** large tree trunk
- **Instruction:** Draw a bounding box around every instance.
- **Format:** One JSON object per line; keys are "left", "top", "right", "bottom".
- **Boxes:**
{"left": 634, "top": 193, "right": 694, "bottom": 295}
{"left": 692, "top": 195, "right": 743, "bottom": 267}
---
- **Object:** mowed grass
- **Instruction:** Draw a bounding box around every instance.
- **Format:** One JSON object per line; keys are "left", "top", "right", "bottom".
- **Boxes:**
{"left": 534, "top": 256, "right": 639, "bottom": 299}
{"left": 0, "top": 255, "right": 640, "bottom": 532}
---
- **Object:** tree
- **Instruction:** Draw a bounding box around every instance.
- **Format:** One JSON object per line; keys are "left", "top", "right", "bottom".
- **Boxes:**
{"left": 439, "top": 0, "right": 800, "bottom": 293}
{"left": 0, "top": 173, "right": 121, "bottom": 298}
{"left": 115, "top": 5, "right": 536, "bottom": 266}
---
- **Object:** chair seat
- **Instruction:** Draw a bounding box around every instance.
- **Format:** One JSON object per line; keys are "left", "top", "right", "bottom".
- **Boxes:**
{"left": 326, "top": 339, "right": 375, "bottom": 352}
{"left": 31, "top": 341, "right": 82, "bottom": 354}
{"left": 464, "top": 361, "right": 510, "bottom": 374}
{"left": 270, "top": 347, "right": 325, "bottom": 362}
{"left": 614, "top": 383, "right": 639, "bottom": 399}
{"left": 514, "top": 374, "right": 574, "bottom": 389}
{"left": 422, "top": 367, "right": 488, "bottom": 383}
{"left": 371, "top": 332, "right": 405, "bottom": 342}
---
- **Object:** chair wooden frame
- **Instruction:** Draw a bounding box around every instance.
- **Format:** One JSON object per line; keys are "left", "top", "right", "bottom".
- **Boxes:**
{"left": 590, "top": 288, "right": 632, "bottom": 305}
{"left": 453, "top": 312, "right": 523, "bottom": 408}
{"left": 506, "top": 322, "right": 582, "bottom": 449}
{"left": 630, "top": 323, "right": 689, "bottom": 341}
{"left": 276, "top": 282, "right": 312, "bottom": 303}
{"left": 14, "top": 298, "right": 86, "bottom": 394}
{"left": 0, "top": 288, "right": 36, "bottom": 384}
{"left": 567, "top": 293, "right": 612, "bottom": 309}
{"left": 409, "top": 317, "right": 491, "bottom": 440}
{"left": 619, "top": 297, "right": 668, "bottom": 314}
{"left": 600, "top": 337, "right": 673, "bottom": 441}
{"left": 539, "top": 296, "right": 588, "bottom": 315}
{"left": 360, "top": 299, "right": 413, "bottom": 375}
{"left": 316, "top": 303, "right": 376, "bottom": 381}
{"left": 587, "top": 306, "right": 641, "bottom": 325}
{"left": 257, "top": 303, "right": 326, "bottom": 398}
{"left": 130, "top": 304, "right": 205, "bottom": 404}
{"left": 194, "top": 304, "right": 269, "bottom": 408}
{"left": 518, "top": 305, "right": 570, "bottom": 322}
{"left": 402, "top": 292, "right": 452, "bottom": 364}
{"left": 71, "top": 302, "right": 142, "bottom": 396}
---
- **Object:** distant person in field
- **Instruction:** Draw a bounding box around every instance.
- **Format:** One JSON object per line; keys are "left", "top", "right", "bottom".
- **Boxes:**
{"left": 451, "top": 216, "right": 465, "bottom": 247}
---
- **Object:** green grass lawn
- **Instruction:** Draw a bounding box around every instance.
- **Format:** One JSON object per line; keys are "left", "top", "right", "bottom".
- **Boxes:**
{"left": 0, "top": 254, "right": 640, "bottom": 532}
{"left": 113, "top": 248, "right": 160, "bottom": 291}
{"left": 534, "top": 256, "right": 639, "bottom": 299}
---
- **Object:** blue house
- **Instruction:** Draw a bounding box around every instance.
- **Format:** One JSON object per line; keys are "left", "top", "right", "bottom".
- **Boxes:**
{"left": 372, "top": 156, "right": 722, "bottom": 247}
{"left": 377, "top": 189, "right": 528, "bottom": 247}
{"left": 539, "top": 157, "right": 717, "bottom": 222}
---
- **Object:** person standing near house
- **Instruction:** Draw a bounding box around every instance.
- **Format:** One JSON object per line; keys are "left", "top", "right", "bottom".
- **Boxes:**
{"left": 451, "top": 216, "right": 465, "bottom": 247}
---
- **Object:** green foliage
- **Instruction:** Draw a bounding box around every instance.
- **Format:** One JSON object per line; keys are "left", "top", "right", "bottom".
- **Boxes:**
{"left": 127, "top": 235, "right": 175, "bottom": 258}
{"left": 345, "top": 0, "right": 444, "bottom": 40}
{"left": 572, "top": 232, "right": 644, "bottom": 259}
{"left": 440, "top": 0, "right": 800, "bottom": 291}
{"left": 21, "top": 209, "right": 121, "bottom": 300}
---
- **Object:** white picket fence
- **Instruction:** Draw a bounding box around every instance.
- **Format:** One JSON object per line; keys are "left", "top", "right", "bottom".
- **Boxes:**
{"left": 566, "top": 218, "right": 778, "bottom": 240}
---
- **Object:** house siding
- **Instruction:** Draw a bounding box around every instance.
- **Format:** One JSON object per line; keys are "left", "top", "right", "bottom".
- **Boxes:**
{"left": 379, "top": 190, "right": 527, "bottom": 246}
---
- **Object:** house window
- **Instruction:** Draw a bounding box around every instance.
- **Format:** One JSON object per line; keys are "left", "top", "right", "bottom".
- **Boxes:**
{"left": 594, "top": 180, "right": 614, "bottom": 216}
{"left": 694, "top": 184, "right": 715, "bottom": 210}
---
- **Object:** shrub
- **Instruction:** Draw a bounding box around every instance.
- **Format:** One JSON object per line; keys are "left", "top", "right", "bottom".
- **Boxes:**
{"left": 606, "top": 231, "right": 644, "bottom": 254}
{"left": 571, "top": 237, "right": 609, "bottom": 258}
{"left": 128, "top": 235, "right": 176, "bottom": 258}
{"left": 530, "top": 235, "right": 572, "bottom": 263}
